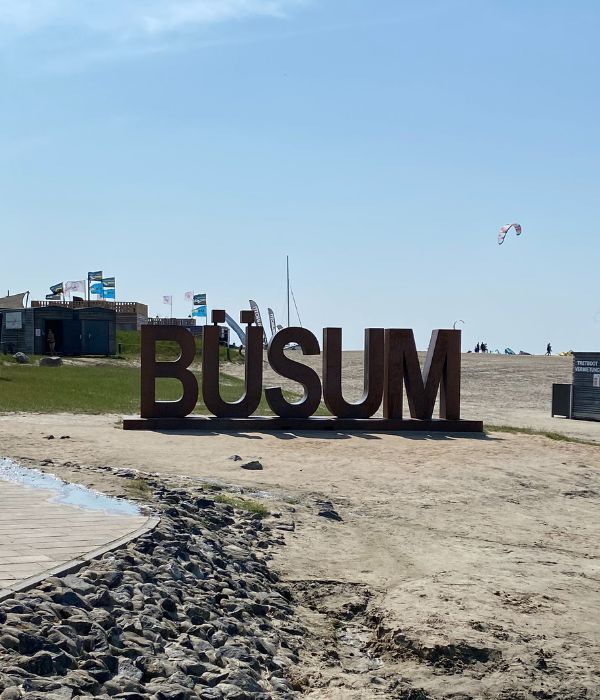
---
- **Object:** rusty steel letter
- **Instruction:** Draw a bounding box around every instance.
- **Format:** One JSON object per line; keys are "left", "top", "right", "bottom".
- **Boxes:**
{"left": 265, "top": 327, "right": 322, "bottom": 418}
{"left": 140, "top": 325, "right": 198, "bottom": 418}
{"left": 202, "top": 310, "right": 263, "bottom": 417}
{"left": 383, "top": 329, "right": 460, "bottom": 420}
{"left": 323, "top": 328, "right": 384, "bottom": 418}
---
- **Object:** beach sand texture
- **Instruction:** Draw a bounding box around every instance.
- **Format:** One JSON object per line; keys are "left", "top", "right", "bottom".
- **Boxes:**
{"left": 0, "top": 353, "right": 598, "bottom": 697}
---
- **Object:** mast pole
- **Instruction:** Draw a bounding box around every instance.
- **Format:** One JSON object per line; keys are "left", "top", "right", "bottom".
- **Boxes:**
{"left": 286, "top": 255, "right": 290, "bottom": 328}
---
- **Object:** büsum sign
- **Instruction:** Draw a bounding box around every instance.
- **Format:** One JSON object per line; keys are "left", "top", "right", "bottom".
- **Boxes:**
{"left": 122, "top": 310, "right": 483, "bottom": 432}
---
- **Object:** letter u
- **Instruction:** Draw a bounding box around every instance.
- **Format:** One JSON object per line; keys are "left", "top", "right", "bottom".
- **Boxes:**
{"left": 322, "top": 328, "right": 384, "bottom": 418}
{"left": 202, "top": 322, "right": 263, "bottom": 417}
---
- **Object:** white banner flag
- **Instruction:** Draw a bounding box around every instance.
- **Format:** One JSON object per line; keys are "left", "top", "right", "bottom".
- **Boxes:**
{"left": 64, "top": 280, "right": 86, "bottom": 294}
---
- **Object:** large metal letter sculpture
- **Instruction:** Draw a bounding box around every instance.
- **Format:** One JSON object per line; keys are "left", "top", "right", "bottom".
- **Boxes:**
{"left": 140, "top": 325, "right": 198, "bottom": 418}
{"left": 383, "top": 329, "right": 460, "bottom": 420}
{"left": 265, "top": 327, "right": 321, "bottom": 418}
{"left": 323, "top": 328, "right": 384, "bottom": 418}
{"left": 202, "top": 310, "right": 263, "bottom": 417}
{"left": 125, "top": 321, "right": 481, "bottom": 432}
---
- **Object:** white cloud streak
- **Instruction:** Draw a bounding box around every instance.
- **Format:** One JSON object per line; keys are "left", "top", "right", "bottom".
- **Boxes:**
{"left": 0, "top": 0, "right": 306, "bottom": 37}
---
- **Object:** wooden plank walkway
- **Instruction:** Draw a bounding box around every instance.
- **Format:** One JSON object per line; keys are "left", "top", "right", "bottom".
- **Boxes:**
{"left": 0, "top": 480, "right": 154, "bottom": 599}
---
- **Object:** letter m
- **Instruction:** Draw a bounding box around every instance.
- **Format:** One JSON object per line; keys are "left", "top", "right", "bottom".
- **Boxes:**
{"left": 383, "top": 329, "right": 461, "bottom": 420}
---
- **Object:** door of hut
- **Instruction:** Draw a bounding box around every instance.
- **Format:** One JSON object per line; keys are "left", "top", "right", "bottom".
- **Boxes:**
{"left": 82, "top": 319, "right": 109, "bottom": 355}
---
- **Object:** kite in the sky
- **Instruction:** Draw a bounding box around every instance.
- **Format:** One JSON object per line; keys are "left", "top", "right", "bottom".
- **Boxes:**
{"left": 498, "top": 222, "right": 522, "bottom": 245}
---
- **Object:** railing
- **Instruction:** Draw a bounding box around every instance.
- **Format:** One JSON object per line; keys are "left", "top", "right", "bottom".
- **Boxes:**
{"left": 32, "top": 300, "right": 148, "bottom": 315}
{"left": 143, "top": 318, "right": 197, "bottom": 327}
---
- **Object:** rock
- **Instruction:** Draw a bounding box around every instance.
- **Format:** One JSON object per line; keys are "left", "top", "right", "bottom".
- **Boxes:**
{"left": 16, "top": 632, "right": 45, "bottom": 655}
{"left": 0, "top": 689, "right": 22, "bottom": 700}
{"left": 317, "top": 508, "right": 342, "bottom": 521}
{"left": 59, "top": 575, "right": 95, "bottom": 596}
{"left": 317, "top": 500, "right": 343, "bottom": 521}
{"left": 38, "top": 356, "right": 63, "bottom": 367}
{"left": 51, "top": 591, "right": 92, "bottom": 610}
{"left": 240, "top": 461, "right": 263, "bottom": 471}
{"left": 0, "top": 635, "right": 19, "bottom": 651}
{"left": 19, "top": 651, "right": 54, "bottom": 675}
{"left": 117, "top": 659, "right": 143, "bottom": 683}
{"left": 228, "top": 455, "right": 242, "bottom": 462}
{"left": 13, "top": 353, "right": 29, "bottom": 364}
{"left": 98, "top": 571, "right": 123, "bottom": 589}
{"left": 198, "top": 690, "right": 223, "bottom": 700}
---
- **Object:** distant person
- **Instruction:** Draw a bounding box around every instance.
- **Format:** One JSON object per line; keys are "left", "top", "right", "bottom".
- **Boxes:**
{"left": 481, "top": 342, "right": 487, "bottom": 353}
{"left": 47, "top": 329, "right": 56, "bottom": 355}
{"left": 546, "top": 342, "right": 552, "bottom": 356}
{"left": 475, "top": 343, "right": 480, "bottom": 353}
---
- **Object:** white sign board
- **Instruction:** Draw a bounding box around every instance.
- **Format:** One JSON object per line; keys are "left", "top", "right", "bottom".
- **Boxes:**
{"left": 5, "top": 312, "right": 22, "bottom": 330}
{"left": 594, "top": 374, "right": 600, "bottom": 388}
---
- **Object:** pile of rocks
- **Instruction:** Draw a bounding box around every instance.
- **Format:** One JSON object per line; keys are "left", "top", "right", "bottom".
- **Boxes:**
{"left": 0, "top": 479, "right": 304, "bottom": 699}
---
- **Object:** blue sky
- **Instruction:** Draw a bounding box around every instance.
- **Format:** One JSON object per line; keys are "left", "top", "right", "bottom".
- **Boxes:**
{"left": 1, "top": 0, "right": 599, "bottom": 351}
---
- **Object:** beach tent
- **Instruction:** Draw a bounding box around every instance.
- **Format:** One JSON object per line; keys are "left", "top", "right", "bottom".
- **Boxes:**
{"left": 0, "top": 292, "right": 27, "bottom": 309}
{"left": 505, "top": 348, "right": 516, "bottom": 355}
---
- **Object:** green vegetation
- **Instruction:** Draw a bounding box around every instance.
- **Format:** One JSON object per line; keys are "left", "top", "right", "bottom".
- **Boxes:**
{"left": 116, "top": 330, "right": 241, "bottom": 363}
{"left": 0, "top": 363, "right": 298, "bottom": 414}
{"left": 123, "top": 477, "right": 153, "bottom": 499}
{"left": 0, "top": 362, "right": 313, "bottom": 415}
{"left": 212, "top": 492, "right": 270, "bottom": 518}
{"left": 485, "top": 424, "right": 599, "bottom": 446}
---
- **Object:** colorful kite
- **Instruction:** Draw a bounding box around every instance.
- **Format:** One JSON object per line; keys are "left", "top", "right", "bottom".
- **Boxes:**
{"left": 498, "top": 223, "right": 522, "bottom": 245}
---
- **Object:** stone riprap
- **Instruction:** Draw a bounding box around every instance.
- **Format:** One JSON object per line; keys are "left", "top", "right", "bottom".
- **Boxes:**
{"left": 0, "top": 475, "right": 303, "bottom": 699}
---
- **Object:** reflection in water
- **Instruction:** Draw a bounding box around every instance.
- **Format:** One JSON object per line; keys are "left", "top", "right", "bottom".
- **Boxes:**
{"left": 0, "top": 458, "right": 140, "bottom": 516}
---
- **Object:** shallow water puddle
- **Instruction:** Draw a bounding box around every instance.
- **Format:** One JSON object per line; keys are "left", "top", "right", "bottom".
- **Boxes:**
{"left": 0, "top": 458, "right": 140, "bottom": 516}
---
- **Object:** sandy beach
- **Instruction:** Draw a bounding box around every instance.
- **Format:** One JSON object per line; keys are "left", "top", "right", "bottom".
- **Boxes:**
{"left": 0, "top": 353, "right": 598, "bottom": 697}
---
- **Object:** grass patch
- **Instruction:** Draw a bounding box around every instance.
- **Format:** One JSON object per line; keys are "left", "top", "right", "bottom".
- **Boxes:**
{"left": 116, "top": 330, "right": 242, "bottom": 363}
{"left": 213, "top": 493, "right": 270, "bottom": 518}
{"left": 0, "top": 363, "right": 299, "bottom": 414}
{"left": 485, "top": 424, "right": 599, "bottom": 446}
{"left": 123, "top": 477, "right": 153, "bottom": 499}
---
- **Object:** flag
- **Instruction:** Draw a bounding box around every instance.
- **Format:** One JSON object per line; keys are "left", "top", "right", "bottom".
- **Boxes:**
{"left": 192, "top": 305, "right": 207, "bottom": 318}
{"left": 249, "top": 299, "right": 268, "bottom": 346}
{"left": 103, "top": 288, "right": 115, "bottom": 299}
{"left": 193, "top": 293, "right": 206, "bottom": 306}
{"left": 163, "top": 295, "right": 172, "bottom": 305}
{"left": 45, "top": 293, "right": 61, "bottom": 301}
{"left": 49, "top": 282, "right": 63, "bottom": 295}
{"left": 267, "top": 307, "right": 277, "bottom": 337}
{"left": 224, "top": 312, "right": 246, "bottom": 346}
{"left": 102, "top": 277, "right": 115, "bottom": 288}
{"left": 64, "top": 280, "right": 85, "bottom": 294}
{"left": 90, "top": 282, "right": 104, "bottom": 295}
{"left": 184, "top": 291, "right": 194, "bottom": 302}
{"left": 88, "top": 271, "right": 102, "bottom": 281}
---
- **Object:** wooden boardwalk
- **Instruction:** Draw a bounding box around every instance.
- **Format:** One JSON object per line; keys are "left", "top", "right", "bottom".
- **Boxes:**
{"left": 0, "top": 480, "right": 154, "bottom": 599}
